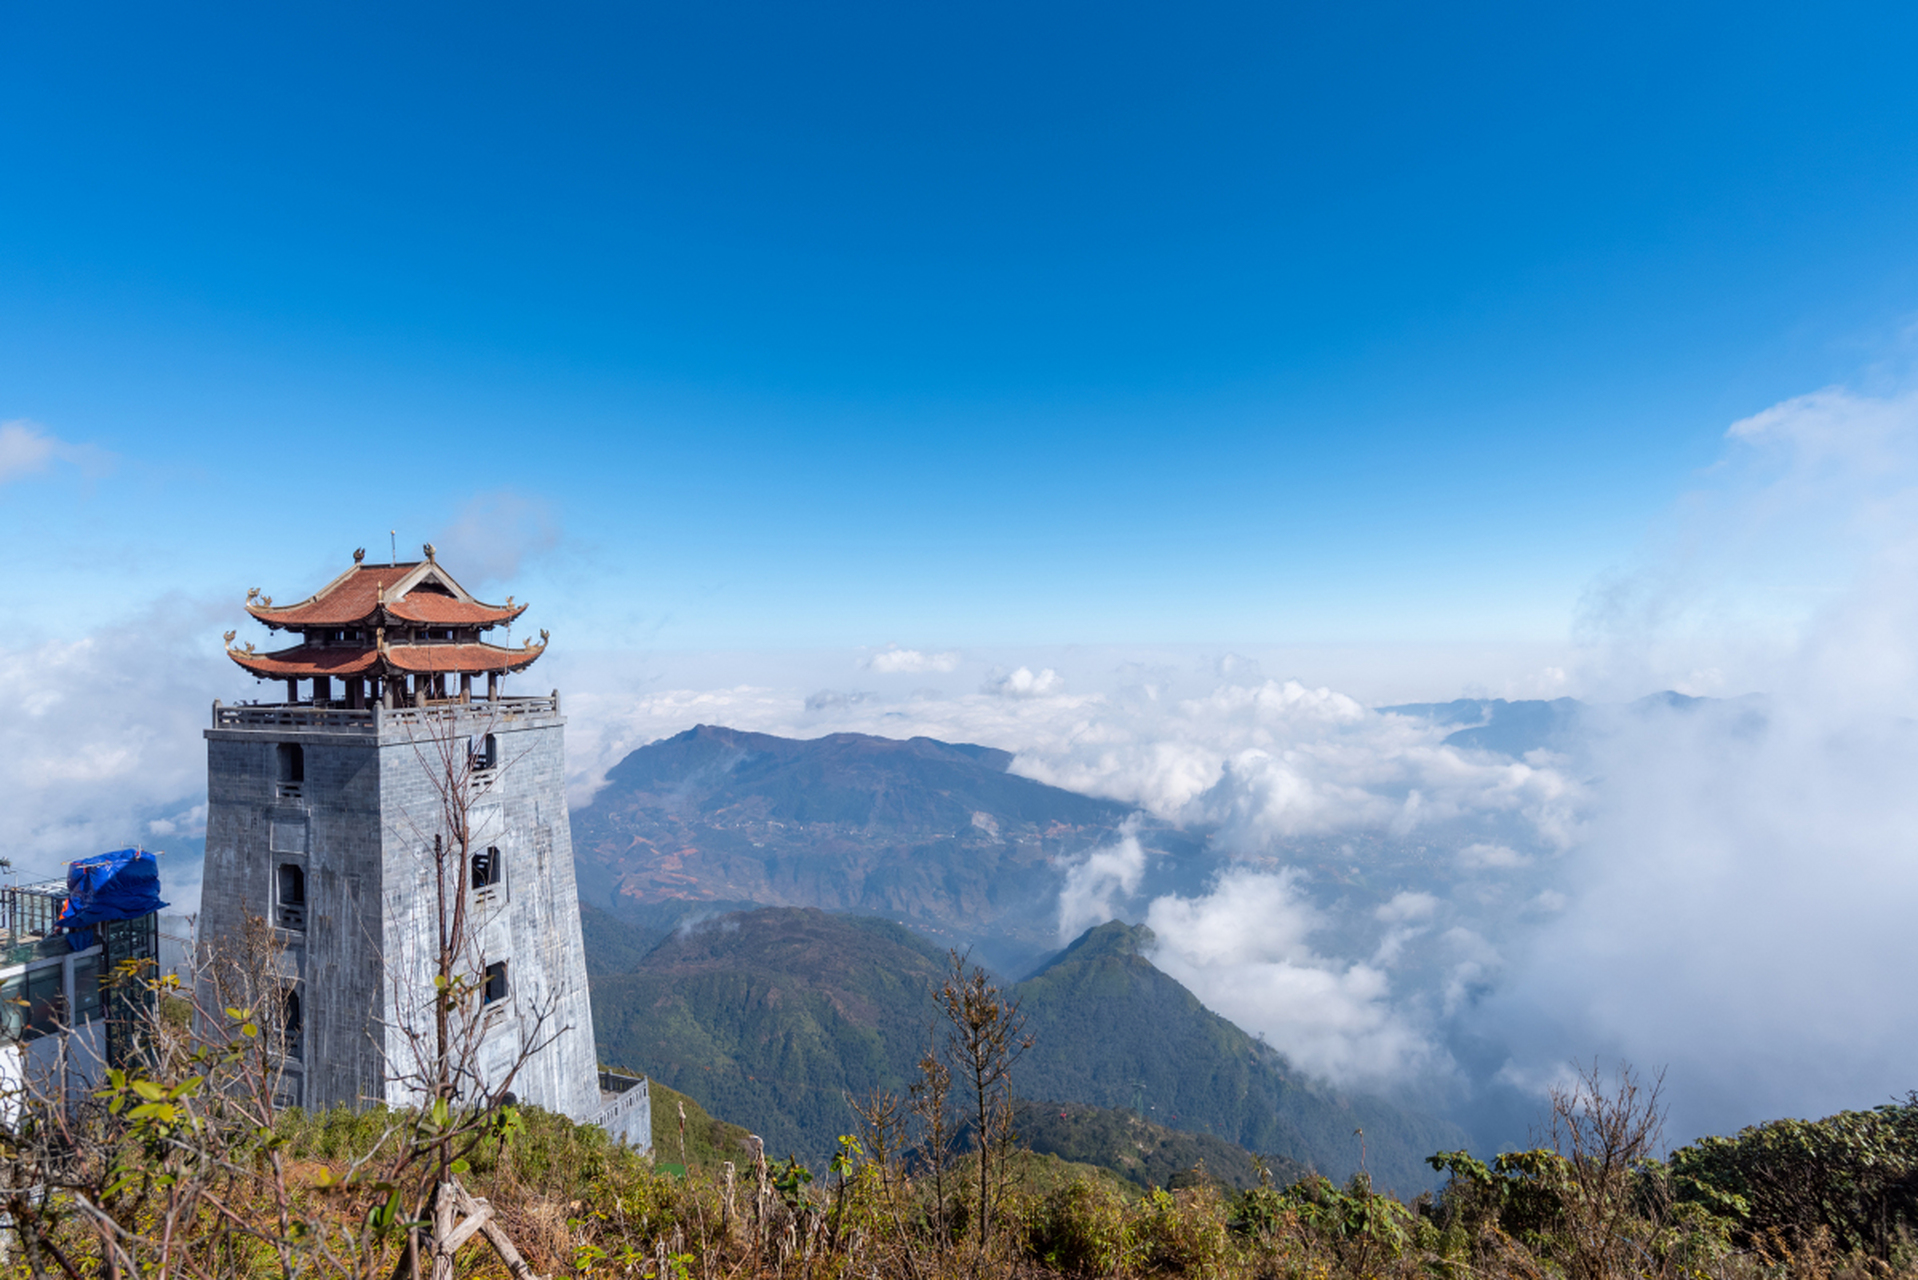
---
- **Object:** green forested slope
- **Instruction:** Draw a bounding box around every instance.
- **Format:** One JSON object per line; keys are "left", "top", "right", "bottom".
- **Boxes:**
{"left": 591, "top": 908, "right": 948, "bottom": 1162}
{"left": 590, "top": 907, "right": 1461, "bottom": 1191}
{"left": 1016, "top": 922, "right": 1466, "bottom": 1194}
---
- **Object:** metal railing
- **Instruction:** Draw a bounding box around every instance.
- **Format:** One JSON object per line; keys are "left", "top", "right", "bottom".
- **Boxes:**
{"left": 1, "top": 880, "right": 69, "bottom": 963}
{"left": 1, "top": 880, "right": 67, "bottom": 942}
{"left": 212, "top": 695, "right": 561, "bottom": 732}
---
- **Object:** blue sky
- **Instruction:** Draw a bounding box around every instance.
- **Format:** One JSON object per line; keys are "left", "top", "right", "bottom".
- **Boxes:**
{"left": 5, "top": 1, "right": 1918, "bottom": 648}
{"left": 14, "top": 4, "right": 1918, "bottom": 1137}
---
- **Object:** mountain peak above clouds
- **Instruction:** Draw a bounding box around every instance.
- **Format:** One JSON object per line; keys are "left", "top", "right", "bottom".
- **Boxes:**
{"left": 570, "top": 723, "right": 1168, "bottom": 974}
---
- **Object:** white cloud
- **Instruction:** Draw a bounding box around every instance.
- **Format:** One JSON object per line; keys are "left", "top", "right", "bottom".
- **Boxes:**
{"left": 1055, "top": 817, "right": 1147, "bottom": 942}
{"left": 1376, "top": 891, "right": 1438, "bottom": 923}
{"left": 1457, "top": 841, "right": 1529, "bottom": 870}
{"left": 433, "top": 489, "right": 561, "bottom": 587}
{"left": 982, "top": 666, "right": 1064, "bottom": 698}
{"left": 4, "top": 374, "right": 1888, "bottom": 1133}
{"left": 1483, "top": 383, "right": 1918, "bottom": 1140}
{"left": 0, "top": 420, "right": 107, "bottom": 484}
{"left": 1145, "top": 867, "right": 1437, "bottom": 1084}
{"left": 866, "top": 645, "right": 961, "bottom": 674}
{"left": 0, "top": 420, "right": 56, "bottom": 481}
{"left": 0, "top": 597, "right": 234, "bottom": 891}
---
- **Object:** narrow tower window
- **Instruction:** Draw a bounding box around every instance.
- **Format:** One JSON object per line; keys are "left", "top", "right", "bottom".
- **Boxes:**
{"left": 482, "top": 961, "right": 508, "bottom": 1005}
{"left": 276, "top": 863, "right": 307, "bottom": 930}
{"left": 281, "top": 985, "right": 303, "bottom": 1059}
{"left": 471, "top": 846, "right": 502, "bottom": 892}
{"left": 277, "top": 743, "right": 304, "bottom": 784}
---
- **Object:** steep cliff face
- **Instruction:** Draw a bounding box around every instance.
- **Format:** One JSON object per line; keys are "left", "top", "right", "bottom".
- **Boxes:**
{"left": 569, "top": 725, "right": 1178, "bottom": 969}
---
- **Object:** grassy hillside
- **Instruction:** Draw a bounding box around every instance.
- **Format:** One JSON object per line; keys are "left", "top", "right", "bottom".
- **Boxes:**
{"left": 589, "top": 906, "right": 1461, "bottom": 1191}
{"left": 627, "top": 1078, "right": 757, "bottom": 1176}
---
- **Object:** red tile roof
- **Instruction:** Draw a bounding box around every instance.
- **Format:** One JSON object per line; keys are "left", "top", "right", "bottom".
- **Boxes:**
{"left": 246, "top": 564, "right": 416, "bottom": 627}
{"left": 382, "top": 641, "right": 546, "bottom": 674}
{"left": 227, "top": 639, "right": 545, "bottom": 680}
{"left": 384, "top": 596, "right": 528, "bottom": 626}
{"left": 225, "top": 646, "right": 382, "bottom": 678}
{"left": 246, "top": 560, "right": 524, "bottom": 629}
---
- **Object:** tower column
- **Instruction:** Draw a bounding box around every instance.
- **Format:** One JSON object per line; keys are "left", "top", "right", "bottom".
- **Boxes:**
{"left": 487, "top": 671, "right": 499, "bottom": 700}
{"left": 314, "top": 675, "right": 332, "bottom": 703}
{"left": 286, "top": 677, "right": 299, "bottom": 703}
{"left": 459, "top": 673, "right": 472, "bottom": 703}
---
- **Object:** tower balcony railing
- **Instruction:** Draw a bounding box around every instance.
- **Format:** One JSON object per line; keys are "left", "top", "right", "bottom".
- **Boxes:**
{"left": 212, "top": 694, "right": 561, "bottom": 733}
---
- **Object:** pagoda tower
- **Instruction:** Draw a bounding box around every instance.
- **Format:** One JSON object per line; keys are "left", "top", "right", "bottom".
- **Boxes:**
{"left": 200, "top": 546, "right": 600, "bottom": 1120}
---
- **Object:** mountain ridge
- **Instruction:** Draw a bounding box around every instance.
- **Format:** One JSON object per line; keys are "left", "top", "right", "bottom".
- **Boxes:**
{"left": 570, "top": 723, "right": 1181, "bottom": 973}
{"left": 588, "top": 906, "right": 1463, "bottom": 1193}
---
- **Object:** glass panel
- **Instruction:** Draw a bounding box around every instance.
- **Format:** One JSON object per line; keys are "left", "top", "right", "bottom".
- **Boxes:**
{"left": 25, "top": 964, "right": 63, "bottom": 1038}
{"left": 0, "top": 975, "right": 22, "bottom": 1039}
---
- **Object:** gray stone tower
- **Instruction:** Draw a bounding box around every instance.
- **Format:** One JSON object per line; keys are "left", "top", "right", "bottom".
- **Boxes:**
{"left": 200, "top": 547, "right": 599, "bottom": 1120}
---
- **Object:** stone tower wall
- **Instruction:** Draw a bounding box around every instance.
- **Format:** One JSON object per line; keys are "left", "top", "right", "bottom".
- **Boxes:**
{"left": 202, "top": 701, "right": 598, "bottom": 1119}
{"left": 374, "top": 709, "right": 598, "bottom": 1118}
{"left": 202, "top": 727, "right": 389, "bottom": 1110}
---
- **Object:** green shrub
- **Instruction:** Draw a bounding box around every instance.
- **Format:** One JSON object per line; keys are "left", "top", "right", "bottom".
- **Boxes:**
{"left": 1136, "top": 1186, "right": 1231, "bottom": 1275}
{"left": 1026, "top": 1176, "right": 1132, "bottom": 1276}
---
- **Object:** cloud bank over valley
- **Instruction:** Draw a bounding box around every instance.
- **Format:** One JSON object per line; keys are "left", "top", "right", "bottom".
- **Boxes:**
{"left": 7, "top": 381, "right": 1918, "bottom": 1151}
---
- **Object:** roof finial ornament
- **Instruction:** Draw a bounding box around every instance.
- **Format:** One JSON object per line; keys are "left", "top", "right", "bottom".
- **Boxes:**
{"left": 423, "top": 542, "right": 436, "bottom": 562}
{"left": 222, "top": 630, "right": 237, "bottom": 646}
{"left": 353, "top": 547, "right": 366, "bottom": 564}
{"left": 246, "top": 587, "right": 260, "bottom": 603}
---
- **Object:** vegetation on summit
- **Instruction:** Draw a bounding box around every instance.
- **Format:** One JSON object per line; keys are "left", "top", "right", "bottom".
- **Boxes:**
{"left": 11, "top": 970, "right": 1918, "bottom": 1280}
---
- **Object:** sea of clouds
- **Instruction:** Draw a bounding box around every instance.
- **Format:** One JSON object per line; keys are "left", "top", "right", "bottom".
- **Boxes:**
{"left": 5, "top": 384, "right": 1918, "bottom": 1148}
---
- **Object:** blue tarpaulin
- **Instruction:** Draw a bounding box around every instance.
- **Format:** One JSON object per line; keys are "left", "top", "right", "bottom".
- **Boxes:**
{"left": 58, "top": 848, "right": 168, "bottom": 933}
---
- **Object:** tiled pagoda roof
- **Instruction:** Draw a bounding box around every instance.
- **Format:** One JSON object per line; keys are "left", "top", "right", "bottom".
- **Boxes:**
{"left": 225, "top": 546, "right": 548, "bottom": 685}
{"left": 225, "top": 638, "right": 547, "bottom": 680}
{"left": 244, "top": 556, "right": 526, "bottom": 630}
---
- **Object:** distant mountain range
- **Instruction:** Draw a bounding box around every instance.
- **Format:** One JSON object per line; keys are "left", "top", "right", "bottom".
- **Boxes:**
{"left": 1381, "top": 691, "right": 1763, "bottom": 759}
{"left": 569, "top": 724, "right": 1200, "bottom": 973}
{"left": 568, "top": 707, "right": 1727, "bottom": 1170}
{"left": 586, "top": 905, "right": 1463, "bottom": 1193}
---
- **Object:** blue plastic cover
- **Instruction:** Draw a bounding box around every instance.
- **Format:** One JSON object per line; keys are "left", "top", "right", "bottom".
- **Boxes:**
{"left": 57, "top": 848, "right": 168, "bottom": 931}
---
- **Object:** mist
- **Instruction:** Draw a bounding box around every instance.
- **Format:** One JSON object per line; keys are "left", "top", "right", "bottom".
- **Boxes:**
{"left": 6, "top": 381, "right": 1915, "bottom": 1151}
